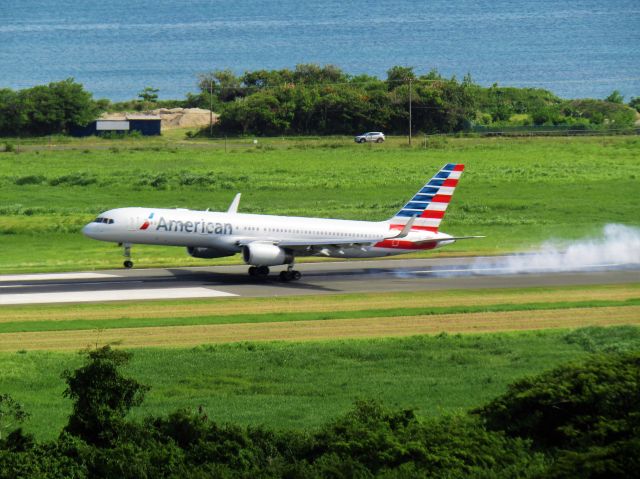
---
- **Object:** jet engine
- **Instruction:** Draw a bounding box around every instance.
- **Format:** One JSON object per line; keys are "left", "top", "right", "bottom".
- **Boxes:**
{"left": 242, "top": 243, "right": 293, "bottom": 266}
{"left": 186, "top": 246, "right": 234, "bottom": 259}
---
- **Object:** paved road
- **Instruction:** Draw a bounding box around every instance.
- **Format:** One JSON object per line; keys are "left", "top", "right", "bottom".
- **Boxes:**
{"left": 1, "top": 256, "right": 639, "bottom": 305}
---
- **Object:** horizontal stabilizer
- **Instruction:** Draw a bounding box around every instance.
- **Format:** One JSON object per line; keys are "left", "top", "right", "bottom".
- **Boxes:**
{"left": 414, "top": 235, "right": 485, "bottom": 245}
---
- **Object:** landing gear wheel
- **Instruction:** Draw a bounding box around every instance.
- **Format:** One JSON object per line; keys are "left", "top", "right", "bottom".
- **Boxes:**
{"left": 122, "top": 243, "right": 133, "bottom": 269}
{"left": 249, "top": 266, "right": 269, "bottom": 278}
{"left": 256, "top": 266, "right": 270, "bottom": 277}
{"left": 279, "top": 269, "right": 302, "bottom": 282}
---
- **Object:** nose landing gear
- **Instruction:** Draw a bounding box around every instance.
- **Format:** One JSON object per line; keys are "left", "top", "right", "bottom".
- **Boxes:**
{"left": 122, "top": 243, "right": 134, "bottom": 269}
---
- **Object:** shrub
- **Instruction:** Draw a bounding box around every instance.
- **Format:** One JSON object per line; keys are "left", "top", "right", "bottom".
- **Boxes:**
{"left": 48, "top": 173, "right": 97, "bottom": 187}
{"left": 14, "top": 175, "right": 45, "bottom": 185}
{"left": 475, "top": 352, "right": 640, "bottom": 478}
{"left": 62, "top": 346, "right": 150, "bottom": 447}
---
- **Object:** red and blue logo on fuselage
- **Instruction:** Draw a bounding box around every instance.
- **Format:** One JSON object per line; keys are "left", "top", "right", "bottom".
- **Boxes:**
{"left": 140, "top": 212, "right": 154, "bottom": 230}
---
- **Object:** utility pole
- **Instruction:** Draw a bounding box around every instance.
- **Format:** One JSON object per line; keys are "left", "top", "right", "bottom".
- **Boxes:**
{"left": 408, "top": 78, "right": 413, "bottom": 146}
{"left": 209, "top": 78, "right": 213, "bottom": 137}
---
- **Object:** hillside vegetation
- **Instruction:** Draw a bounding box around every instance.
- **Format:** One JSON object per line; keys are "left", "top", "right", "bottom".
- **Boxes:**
{"left": 1, "top": 65, "right": 638, "bottom": 137}
{"left": 197, "top": 65, "right": 638, "bottom": 135}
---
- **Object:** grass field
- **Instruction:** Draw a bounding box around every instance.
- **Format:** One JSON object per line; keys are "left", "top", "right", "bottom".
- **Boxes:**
{"left": 0, "top": 283, "right": 637, "bottom": 339}
{"left": 2, "top": 325, "right": 639, "bottom": 440}
{"left": 1, "top": 283, "right": 638, "bottom": 440}
{"left": 0, "top": 284, "right": 638, "bottom": 346}
{"left": 1, "top": 135, "right": 638, "bottom": 272}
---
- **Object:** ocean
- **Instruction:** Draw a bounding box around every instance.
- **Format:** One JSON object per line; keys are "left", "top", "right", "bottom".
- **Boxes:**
{"left": 1, "top": 0, "right": 638, "bottom": 101}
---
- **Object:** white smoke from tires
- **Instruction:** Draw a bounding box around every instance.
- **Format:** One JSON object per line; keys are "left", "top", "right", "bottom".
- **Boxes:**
{"left": 474, "top": 224, "right": 640, "bottom": 274}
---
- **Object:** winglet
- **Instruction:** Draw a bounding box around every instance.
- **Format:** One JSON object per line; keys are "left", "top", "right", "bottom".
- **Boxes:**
{"left": 227, "top": 193, "right": 241, "bottom": 214}
{"left": 386, "top": 215, "right": 416, "bottom": 239}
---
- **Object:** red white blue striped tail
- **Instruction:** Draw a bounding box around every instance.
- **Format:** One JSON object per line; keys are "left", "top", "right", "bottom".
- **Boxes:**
{"left": 388, "top": 163, "right": 464, "bottom": 233}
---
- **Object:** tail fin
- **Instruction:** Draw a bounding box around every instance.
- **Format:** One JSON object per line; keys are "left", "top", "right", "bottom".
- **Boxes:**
{"left": 388, "top": 163, "right": 464, "bottom": 233}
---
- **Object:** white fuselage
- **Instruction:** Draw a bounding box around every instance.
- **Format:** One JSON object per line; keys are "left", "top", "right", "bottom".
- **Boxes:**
{"left": 82, "top": 207, "right": 453, "bottom": 259}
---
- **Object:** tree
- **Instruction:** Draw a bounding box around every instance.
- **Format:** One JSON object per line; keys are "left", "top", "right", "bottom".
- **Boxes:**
{"left": 0, "top": 394, "right": 29, "bottom": 441}
{"left": 476, "top": 352, "right": 640, "bottom": 478}
{"left": 629, "top": 97, "right": 640, "bottom": 113}
{"left": 137, "top": 87, "right": 159, "bottom": 103}
{"left": 386, "top": 66, "right": 416, "bottom": 91}
{"left": 0, "top": 89, "right": 24, "bottom": 136}
{"left": 17, "top": 79, "right": 100, "bottom": 135}
{"left": 62, "top": 346, "right": 149, "bottom": 447}
{"left": 562, "top": 99, "right": 636, "bottom": 127}
{"left": 605, "top": 90, "right": 624, "bottom": 104}
{"left": 292, "top": 63, "right": 345, "bottom": 85}
{"left": 199, "top": 69, "right": 244, "bottom": 103}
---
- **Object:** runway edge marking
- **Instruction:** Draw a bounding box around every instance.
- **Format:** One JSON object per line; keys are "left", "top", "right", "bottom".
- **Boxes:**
{"left": 0, "top": 272, "right": 121, "bottom": 282}
{"left": 0, "top": 287, "right": 237, "bottom": 305}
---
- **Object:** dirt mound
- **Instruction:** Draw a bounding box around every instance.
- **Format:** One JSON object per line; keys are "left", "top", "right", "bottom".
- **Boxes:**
{"left": 152, "top": 108, "right": 218, "bottom": 130}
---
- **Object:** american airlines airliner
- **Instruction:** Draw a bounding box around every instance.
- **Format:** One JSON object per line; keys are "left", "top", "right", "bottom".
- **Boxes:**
{"left": 82, "top": 163, "right": 481, "bottom": 281}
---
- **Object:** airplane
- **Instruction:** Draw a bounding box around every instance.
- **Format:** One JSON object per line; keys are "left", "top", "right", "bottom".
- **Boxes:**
{"left": 82, "top": 163, "right": 482, "bottom": 281}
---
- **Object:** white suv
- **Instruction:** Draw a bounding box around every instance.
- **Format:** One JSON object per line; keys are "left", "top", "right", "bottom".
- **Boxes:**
{"left": 354, "top": 132, "right": 385, "bottom": 143}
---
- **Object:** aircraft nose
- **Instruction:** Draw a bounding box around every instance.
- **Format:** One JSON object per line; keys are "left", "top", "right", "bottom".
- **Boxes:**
{"left": 82, "top": 223, "right": 98, "bottom": 238}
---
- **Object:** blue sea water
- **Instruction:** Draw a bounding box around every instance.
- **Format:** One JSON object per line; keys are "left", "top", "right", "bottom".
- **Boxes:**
{"left": 1, "top": 0, "right": 638, "bottom": 101}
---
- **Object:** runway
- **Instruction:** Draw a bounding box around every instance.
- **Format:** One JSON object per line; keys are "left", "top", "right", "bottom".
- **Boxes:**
{"left": 1, "top": 256, "right": 639, "bottom": 305}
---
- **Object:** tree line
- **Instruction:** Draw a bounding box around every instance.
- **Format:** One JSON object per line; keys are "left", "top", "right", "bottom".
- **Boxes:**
{"left": 0, "top": 66, "right": 638, "bottom": 137}
{"left": 1, "top": 345, "right": 638, "bottom": 478}
{"left": 195, "top": 65, "right": 638, "bottom": 135}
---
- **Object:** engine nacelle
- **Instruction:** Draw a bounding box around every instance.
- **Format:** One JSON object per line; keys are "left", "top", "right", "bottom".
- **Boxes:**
{"left": 186, "top": 246, "right": 234, "bottom": 259}
{"left": 242, "top": 243, "right": 293, "bottom": 266}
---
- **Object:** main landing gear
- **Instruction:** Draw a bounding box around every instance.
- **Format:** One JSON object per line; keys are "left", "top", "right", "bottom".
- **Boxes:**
{"left": 248, "top": 265, "right": 270, "bottom": 278}
{"left": 122, "top": 243, "right": 134, "bottom": 269}
{"left": 247, "top": 264, "right": 302, "bottom": 281}
{"left": 279, "top": 267, "right": 302, "bottom": 282}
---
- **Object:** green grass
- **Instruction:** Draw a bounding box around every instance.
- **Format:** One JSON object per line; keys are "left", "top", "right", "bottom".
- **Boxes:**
{"left": 2, "top": 326, "right": 640, "bottom": 440}
{"left": 1, "top": 298, "right": 638, "bottom": 334}
{"left": 1, "top": 135, "right": 639, "bottom": 272}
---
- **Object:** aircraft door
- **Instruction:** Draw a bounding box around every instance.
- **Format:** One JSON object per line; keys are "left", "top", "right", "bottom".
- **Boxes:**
{"left": 128, "top": 216, "right": 139, "bottom": 231}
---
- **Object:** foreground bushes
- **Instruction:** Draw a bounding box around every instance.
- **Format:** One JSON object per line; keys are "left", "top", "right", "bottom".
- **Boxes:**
{"left": 1, "top": 346, "right": 638, "bottom": 478}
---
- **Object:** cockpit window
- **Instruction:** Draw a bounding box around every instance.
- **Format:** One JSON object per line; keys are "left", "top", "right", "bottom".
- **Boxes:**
{"left": 93, "top": 217, "right": 114, "bottom": 224}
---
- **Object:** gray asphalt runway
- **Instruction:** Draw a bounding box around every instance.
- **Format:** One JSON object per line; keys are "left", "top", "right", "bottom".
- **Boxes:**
{"left": 1, "top": 256, "right": 639, "bottom": 305}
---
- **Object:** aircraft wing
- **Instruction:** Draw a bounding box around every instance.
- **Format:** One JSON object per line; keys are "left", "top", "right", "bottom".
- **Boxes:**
{"left": 236, "top": 236, "right": 383, "bottom": 250}
{"left": 276, "top": 237, "right": 382, "bottom": 249}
